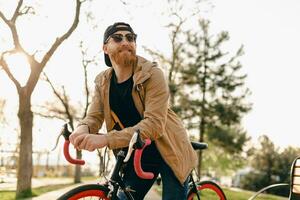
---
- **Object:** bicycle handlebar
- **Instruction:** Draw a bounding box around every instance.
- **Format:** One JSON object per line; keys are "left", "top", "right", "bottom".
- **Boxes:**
{"left": 63, "top": 140, "right": 85, "bottom": 165}
{"left": 60, "top": 124, "right": 154, "bottom": 179}
{"left": 133, "top": 138, "right": 154, "bottom": 179}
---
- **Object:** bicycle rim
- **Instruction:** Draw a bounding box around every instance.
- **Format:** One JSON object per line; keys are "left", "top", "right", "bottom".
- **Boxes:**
{"left": 187, "top": 180, "right": 227, "bottom": 200}
{"left": 57, "top": 184, "right": 110, "bottom": 200}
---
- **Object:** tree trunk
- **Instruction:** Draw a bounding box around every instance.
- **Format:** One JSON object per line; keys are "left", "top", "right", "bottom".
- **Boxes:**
{"left": 74, "top": 150, "right": 82, "bottom": 183}
{"left": 16, "top": 89, "right": 33, "bottom": 198}
{"left": 197, "top": 118, "right": 205, "bottom": 179}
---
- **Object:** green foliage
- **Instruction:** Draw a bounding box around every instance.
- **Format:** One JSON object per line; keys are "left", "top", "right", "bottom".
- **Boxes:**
{"left": 179, "top": 19, "right": 251, "bottom": 131}
{"left": 240, "top": 135, "right": 300, "bottom": 196}
{"left": 146, "top": 16, "right": 252, "bottom": 175}
{"left": 202, "top": 145, "right": 247, "bottom": 177}
{"left": 176, "top": 18, "right": 252, "bottom": 176}
{"left": 207, "top": 125, "right": 249, "bottom": 154}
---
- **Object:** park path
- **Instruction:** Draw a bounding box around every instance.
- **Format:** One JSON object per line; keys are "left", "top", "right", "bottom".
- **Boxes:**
{"left": 17, "top": 178, "right": 161, "bottom": 200}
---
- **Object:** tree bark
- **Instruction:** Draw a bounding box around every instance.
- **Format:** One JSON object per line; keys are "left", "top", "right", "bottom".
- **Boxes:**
{"left": 16, "top": 88, "right": 33, "bottom": 197}
{"left": 74, "top": 150, "right": 82, "bottom": 183}
{"left": 197, "top": 117, "right": 205, "bottom": 179}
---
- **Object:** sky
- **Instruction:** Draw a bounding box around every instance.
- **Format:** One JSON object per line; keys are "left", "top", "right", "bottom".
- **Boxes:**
{"left": 208, "top": 0, "right": 300, "bottom": 148}
{"left": 1, "top": 0, "right": 300, "bottom": 166}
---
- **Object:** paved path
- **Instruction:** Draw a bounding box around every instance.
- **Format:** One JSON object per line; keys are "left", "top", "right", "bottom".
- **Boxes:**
{"left": 27, "top": 184, "right": 160, "bottom": 200}
{"left": 15, "top": 178, "right": 161, "bottom": 200}
{"left": 1, "top": 177, "right": 160, "bottom": 199}
{"left": 26, "top": 185, "right": 161, "bottom": 200}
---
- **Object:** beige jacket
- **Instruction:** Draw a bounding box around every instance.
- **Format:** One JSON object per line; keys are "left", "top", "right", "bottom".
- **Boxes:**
{"left": 80, "top": 56, "right": 198, "bottom": 184}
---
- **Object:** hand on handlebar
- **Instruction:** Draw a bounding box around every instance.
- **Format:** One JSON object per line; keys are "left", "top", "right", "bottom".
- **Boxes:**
{"left": 77, "top": 134, "right": 108, "bottom": 151}
{"left": 70, "top": 125, "right": 108, "bottom": 151}
{"left": 69, "top": 125, "right": 89, "bottom": 148}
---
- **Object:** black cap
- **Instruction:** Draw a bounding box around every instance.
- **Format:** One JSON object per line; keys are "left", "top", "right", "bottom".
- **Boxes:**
{"left": 103, "top": 22, "right": 135, "bottom": 67}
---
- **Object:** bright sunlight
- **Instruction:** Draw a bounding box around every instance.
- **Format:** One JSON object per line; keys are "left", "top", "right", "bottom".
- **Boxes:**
{"left": 4, "top": 52, "right": 31, "bottom": 87}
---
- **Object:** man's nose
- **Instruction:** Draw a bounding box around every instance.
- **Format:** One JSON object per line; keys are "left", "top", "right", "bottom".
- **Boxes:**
{"left": 120, "top": 38, "right": 130, "bottom": 45}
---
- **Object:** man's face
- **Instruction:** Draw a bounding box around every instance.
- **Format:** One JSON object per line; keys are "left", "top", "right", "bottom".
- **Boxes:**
{"left": 103, "top": 30, "right": 137, "bottom": 67}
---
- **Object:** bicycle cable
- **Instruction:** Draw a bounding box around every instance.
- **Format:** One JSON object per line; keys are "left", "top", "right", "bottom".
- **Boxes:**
{"left": 97, "top": 147, "right": 109, "bottom": 182}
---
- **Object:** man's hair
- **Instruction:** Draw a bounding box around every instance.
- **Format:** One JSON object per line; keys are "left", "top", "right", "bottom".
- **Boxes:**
{"left": 103, "top": 22, "right": 135, "bottom": 67}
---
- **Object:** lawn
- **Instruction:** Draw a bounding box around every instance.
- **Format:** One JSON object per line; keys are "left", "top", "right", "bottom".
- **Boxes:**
{"left": 155, "top": 185, "right": 288, "bottom": 200}
{"left": 222, "top": 188, "right": 288, "bottom": 200}
{"left": 0, "top": 176, "right": 97, "bottom": 200}
{"left": 0, "top": 183, "right": 73, "bottom": 200}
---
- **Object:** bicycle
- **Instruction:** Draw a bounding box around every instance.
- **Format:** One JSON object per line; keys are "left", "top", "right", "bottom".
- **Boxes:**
{"left": 56, "top": 123, "right": 227, "bottom": 200}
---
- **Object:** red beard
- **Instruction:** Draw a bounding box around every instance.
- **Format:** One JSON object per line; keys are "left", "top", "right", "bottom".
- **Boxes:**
{"left": 111, "top": 46, "right": 136, "bottom": 67}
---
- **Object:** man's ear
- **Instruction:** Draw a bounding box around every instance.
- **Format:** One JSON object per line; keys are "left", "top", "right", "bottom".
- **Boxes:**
{"left": 103, "top": 45, "right": 108, "bottom": 54}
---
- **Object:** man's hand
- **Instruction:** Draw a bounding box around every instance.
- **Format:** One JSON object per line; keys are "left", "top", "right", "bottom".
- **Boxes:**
{"left": 70, "top": 125, "right": 108, "bottom": 151}
{"left": 69, "top": 125, "right": 89, "bottom": 149}
{"left": 77, "top": 134, "right": 108, "bottom": 152}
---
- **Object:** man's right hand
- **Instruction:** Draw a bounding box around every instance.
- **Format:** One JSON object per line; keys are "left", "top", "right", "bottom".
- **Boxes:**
{"left": 69, "top": 125, "right": 89, "bottom": 150}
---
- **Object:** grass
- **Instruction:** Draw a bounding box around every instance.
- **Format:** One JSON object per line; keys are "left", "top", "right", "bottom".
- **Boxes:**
{"left": 0, "top": 176, "right": 98, "bottom": 200}
{"left": 155, "top": 185, "right": 288, "bottom": 200}
{"left": 222, "top": 188, "right": 288, "bottom": 200}
{"left": 0, "top": 183, "right": 74, "bottom": 200}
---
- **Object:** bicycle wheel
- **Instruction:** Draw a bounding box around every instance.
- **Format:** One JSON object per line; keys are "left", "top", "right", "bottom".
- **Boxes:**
{"left": 187, "top": 180, "right": 227, "bottom": 200}
{"left": 57, "top": 184, "right": 110, "bottom": 200}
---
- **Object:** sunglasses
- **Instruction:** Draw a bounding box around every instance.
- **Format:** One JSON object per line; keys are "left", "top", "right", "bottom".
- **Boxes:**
{"left": 105, "top": 33, "right": 137, "bottom": 44}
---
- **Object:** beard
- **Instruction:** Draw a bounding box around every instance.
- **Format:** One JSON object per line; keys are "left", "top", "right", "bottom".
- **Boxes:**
{"left": 110, "top": 46, "right": 137, "bottom": 67}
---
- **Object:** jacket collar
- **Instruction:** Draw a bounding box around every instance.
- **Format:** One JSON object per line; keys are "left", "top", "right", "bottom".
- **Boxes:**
{"left": 102, "top": 55, "right": 156, "bottom": 86}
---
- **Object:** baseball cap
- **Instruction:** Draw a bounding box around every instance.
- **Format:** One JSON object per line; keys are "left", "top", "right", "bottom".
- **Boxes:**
{"left": 103, "top": 22, "right": 135, "bottom": 67}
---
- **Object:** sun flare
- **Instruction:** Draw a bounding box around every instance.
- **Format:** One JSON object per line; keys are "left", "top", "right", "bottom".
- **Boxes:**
{"left": 4, "top": 53, "right": 31, "bottom": 87}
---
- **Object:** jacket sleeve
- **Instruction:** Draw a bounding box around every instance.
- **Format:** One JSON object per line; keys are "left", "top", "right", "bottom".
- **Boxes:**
{"left": 78, "top": 76, "right": 105, "bottom": 134}
{"left": 106, "top": 67, "right": 169, "bottom": 149}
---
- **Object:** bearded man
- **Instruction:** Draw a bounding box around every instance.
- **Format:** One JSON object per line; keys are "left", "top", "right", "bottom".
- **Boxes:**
{"left": 69, "top": 22, "right": 197, "bottom": 200}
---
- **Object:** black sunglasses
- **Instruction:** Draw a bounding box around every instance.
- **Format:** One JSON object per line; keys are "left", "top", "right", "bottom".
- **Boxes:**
{"left": 105, "top": 33, "right": 137, "bottom": 44}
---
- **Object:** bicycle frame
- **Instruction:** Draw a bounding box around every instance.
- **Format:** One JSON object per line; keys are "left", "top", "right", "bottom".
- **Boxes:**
{"left": 59, "top": 123, "right": 153, "bottom": 199}
{"left": 57, "top": 123, "right": 225, "bottom": 200}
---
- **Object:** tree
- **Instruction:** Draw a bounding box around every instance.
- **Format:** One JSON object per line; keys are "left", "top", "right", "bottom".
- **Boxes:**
{"left": 143, "top": 1, "right": 200, "bottom": 111}
{"left": 34, "top": 41, "right": 96, "bottom": 183}
{"left": 180, "top": 19, "right": 252, "bottom": 177}
{"left": 0, "top": 0, "right": 83, "bottom": 197}
{"left": 240, "top": 135, "right": 299, "bottom": 196}
{"left": 144, "top": 14, "right": 186, "bottom": 110}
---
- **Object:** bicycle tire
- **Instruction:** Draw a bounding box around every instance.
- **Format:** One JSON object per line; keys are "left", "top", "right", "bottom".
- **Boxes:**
{"left": 187, "top": 180, "right": 227, "bottom": 200}
{"left": 57, "top": 184, "right": 110, "bottom": 200}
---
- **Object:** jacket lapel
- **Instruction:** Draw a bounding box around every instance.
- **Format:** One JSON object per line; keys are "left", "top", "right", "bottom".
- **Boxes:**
{"left": 102, "top": 69, "right": 114, "bottom": 131}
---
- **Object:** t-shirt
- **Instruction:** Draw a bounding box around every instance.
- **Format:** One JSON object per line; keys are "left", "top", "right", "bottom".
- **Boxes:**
{"left": 109, "top": 70, "right": 162, "bottom": 166}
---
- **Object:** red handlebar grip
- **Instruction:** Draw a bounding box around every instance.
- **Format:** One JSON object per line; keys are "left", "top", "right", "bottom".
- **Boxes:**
{"left": 134, "top": 139, "right": 154, "bottom": 179}
{"left": 63, "top": 140, "right": 85, "bottom": 165}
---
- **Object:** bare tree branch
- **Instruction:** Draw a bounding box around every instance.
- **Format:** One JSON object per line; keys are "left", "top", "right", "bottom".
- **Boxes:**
{"left": 78, "top": 41, "right": 95, "bottom": 118}
{"left": 43, "top": 72, "right": 65, "bottom": 103}
{"left": 12, "top": 0, "right": 24, "bottom": 22}
{"left": 34, "top": 111, "right": 66, "bottom": 121}
{"left": 42, "top": 72, "right": 75, "bottom": 128}
{"left": 0, "top": 52, "right": 22, "bottom": 91}
{"left": 18, "top": 6, "right": 35, "bottom": 17}
{"left": 26, "top": 0, "right": 82, "bottom": 94}
{"left": 39, "top": 0, "right": 81, "bottom": 68}
{"left": 0, "top": 10, "right": 10, "bottom": 24}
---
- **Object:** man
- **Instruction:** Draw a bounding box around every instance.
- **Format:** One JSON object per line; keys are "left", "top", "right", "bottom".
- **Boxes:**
{"left": 70, "top": 22, "right": 197, "bottom": 200}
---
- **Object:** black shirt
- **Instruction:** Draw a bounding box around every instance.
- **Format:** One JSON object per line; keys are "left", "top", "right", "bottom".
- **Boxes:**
{"left": 109, "top": 71, "right": 141, "bottom": 128}
{"left": 109, "top": 71, "right": 162, "bottom": 166}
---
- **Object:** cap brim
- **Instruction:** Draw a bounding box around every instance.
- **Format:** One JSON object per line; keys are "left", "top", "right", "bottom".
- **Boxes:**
{"left": 104, "top": 53, "right": 112, "bottom": 67}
